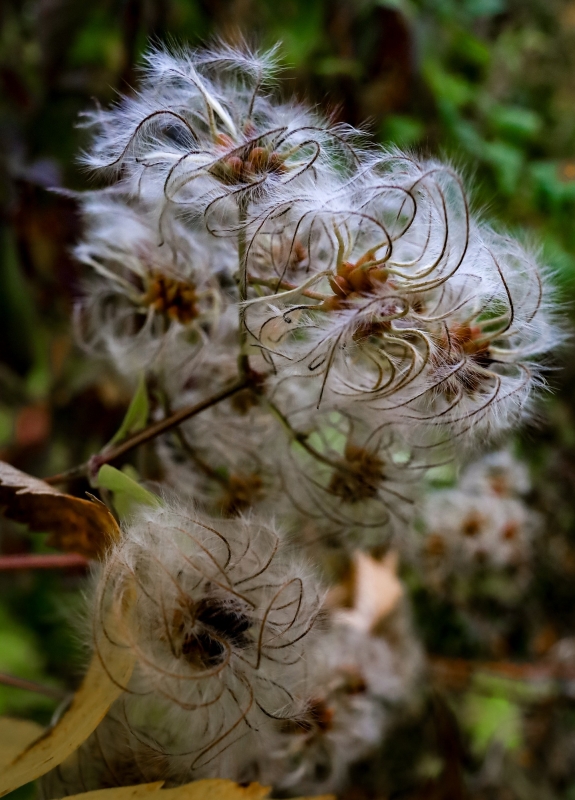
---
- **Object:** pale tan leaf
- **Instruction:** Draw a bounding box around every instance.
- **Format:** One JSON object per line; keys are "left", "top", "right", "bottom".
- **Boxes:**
{"left": 0, "top": 461, "right": 120, "bottom": 558}
{"left": 0, "top": 718, "right": 44, "bottom": 767}
{"left": 0, "top": 615, "right": 135, "bottom": 797}
{"left": 162, "top": 780, "right": 271, "bottom": 800}
{"left": 335, "top": 550, "right": 403, "bottom": 633}
{"left": 60, "top": 779, "right": 333, "bottom": 800}
{"left": 63, "top": 784, "right": 165, "bottom": 800}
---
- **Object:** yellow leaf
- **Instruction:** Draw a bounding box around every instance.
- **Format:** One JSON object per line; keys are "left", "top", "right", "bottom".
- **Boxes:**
{"left": 0, "top": 461, "right": 120, "bottom": 558}
{"left": 0, "top": 718, "right": 44, "bottom": 767}
{"left": 162, "top": 781, "right": 270, "bottom": 800}
{"left": 59, "top": 780, "right": 332, "bottom": 800}
{"left": 0, "top": 612, "right": 135, "bottom": 796}
{"left": 64, "top": 784, "right": 165, "bottom": 800}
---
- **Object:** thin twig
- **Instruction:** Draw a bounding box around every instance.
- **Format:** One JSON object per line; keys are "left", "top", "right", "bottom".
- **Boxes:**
{"left": 162, "top": 392, "right": 228, "bottom": 485}
{"left": 238, "top": 200, "right": 249, "bottom": 304}
{"left": 0, "top": 671, "right": 66, "bottom": 700}
{"left": 238, "top": 200, "right": 251, "bottom": 377}
{"left": 430, "top": 655, "right": 575, "bottom": 687}
{"left": 0, "top": 553, "right": 89, "bottom": 570}
{"left": 266, "top": 398, "right": 341, "bottom": 470}
{"left": 44, "top": 377, "right": 248, "bottom": 485}
{"left": 248, "top": 274, "right": 327, "bottom": 302}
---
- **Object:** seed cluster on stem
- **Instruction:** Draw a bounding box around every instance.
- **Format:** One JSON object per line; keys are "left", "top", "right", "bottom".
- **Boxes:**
{"left": 40, "top": 41, "right": 563, "bottom": 797}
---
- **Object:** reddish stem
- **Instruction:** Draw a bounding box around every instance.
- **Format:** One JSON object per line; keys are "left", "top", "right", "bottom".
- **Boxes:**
{"left": 0, "top": 553, "right": 89, "bottom": 570}
{"left": 0, "top": 671, "right": 66, "bottom": 700}
{"left": 430, "top": 654, "right": 575, "bottom": 686}
{"left": 44, "top": 377, "right": 248, "bottom": 485}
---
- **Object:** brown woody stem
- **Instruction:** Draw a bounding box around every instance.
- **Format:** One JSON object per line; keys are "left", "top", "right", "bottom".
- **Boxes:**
{"left": 0, "top": 553, "right": 89, "bottom": 570}
{"left": 237, "top": 200, "right": 251, "bottom": 377}
{"left": 265, "top": 398, "right": 341, "bottom": 470}
{"left": 45, "top": 377, "right": 248, "bottom": 485}
{"left": 429, "top": 654, "right": 575, "bottom": 686}
{"left": 0, "top": 671, "right": 66, "bottom": 700}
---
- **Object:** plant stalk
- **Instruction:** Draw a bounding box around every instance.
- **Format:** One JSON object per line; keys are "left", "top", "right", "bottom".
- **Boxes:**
{"left": 237, "top": 199, "right": 251, "bottom": 377}
{"left": 0, "top": 672, "right": 66, "bottom": 700}
{"left": 0, "top": 553, "right": 89, "bottom": 570}
{"left": 45, "top": 377, "right": 248, "bottom": 485}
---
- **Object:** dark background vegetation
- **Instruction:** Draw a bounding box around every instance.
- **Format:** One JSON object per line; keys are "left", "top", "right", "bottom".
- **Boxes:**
{"left": 3, "top": 1, "right": 575, "bottom": 797}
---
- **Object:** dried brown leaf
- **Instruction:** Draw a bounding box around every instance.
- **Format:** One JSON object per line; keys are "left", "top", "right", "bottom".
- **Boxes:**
{"left": 0, "top": 611, "right": 135, "bottom": 797}
{"left": 0, "top": 461, "right": 120, "bottom": 558}
{"left": 63, "top": 785, "right": 165, "bottom": 800}
{"left": 61, "top": 780, "right": 333, "bottom": 800}
{"left": 335, "top": 551, "right": 403, "bottom": 633}
{"left": 161, "top": 781, "right": 271, "bottom": 800}
{"left": 0, "top": 718, "right": 44, "bottom": 767}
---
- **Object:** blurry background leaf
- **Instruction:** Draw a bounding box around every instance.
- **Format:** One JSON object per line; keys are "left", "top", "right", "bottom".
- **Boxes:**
{"left": 465, "top": 691, "right": 522, "bottom": 755}
{"left": 0, "top": 604, "right": 57, "bottom": 716}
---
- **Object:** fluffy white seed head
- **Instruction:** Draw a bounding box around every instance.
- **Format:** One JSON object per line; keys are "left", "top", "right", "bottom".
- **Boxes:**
{"left": 80, "top": 43, "right": 364, "bottom": 230}
{"left": 92, "top": 502, "right": 323, "bottom": 782}
{"left": 257, "top": 585, "right": 424, "bottom": 794}
{"left": 416, "top": 449, "right": 540, "bottom": 593}
{"left": 267, "top": 410, "right": 423, "bottom": 550}
{"left": 159, "top": 390, "right": 281, "bottom": 518}
{"left": 244, "top": 155, "right": 561, "bottom": 444}
{"left": 74, "top": 194, "right": 232, "bottom": 378}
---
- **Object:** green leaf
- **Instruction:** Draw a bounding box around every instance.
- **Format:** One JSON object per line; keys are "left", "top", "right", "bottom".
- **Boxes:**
{"left": 381, "top": 115, "right": 425, "bottom": 148}
{"left": 424, "top": 462, "right": 458, "bottom": 488}
{"left": 453, "top": 31, "right": 491, "bottom": 67}
{"left": 464, "top": 682, "right": 525, "bottom": 756}
{"left": 109, "top": 374, "right": 149, "bottom": 444}
{"left": 0, "top": 604, "right": 56, "bottom": 716}
{"left": 482, "top": 140, "right": 524, "bottom": 195}
{"left": 0, "top": 408, "right": 12, "bottom": 447}
{"left": 423, "top": 61, "right": 474, "bottom": 109}
{"left": 97, "top": 465, "right": 161, "bottom": 516}
{"left": 488, "top": 105, "right": 541, "bottom": 143}
{"left": 540, "top": 232, "right": 575, "bottom": 291}
{"left": 306, "top": 414, "right": 347, "bottom": 457}
{"left": 463, "top": 0, "right": 505, "bottom": 18}
{"left": 530, "top": 160, "right": 575, "bottom": 211}
{"left": 316, "top": 57, "right": 361, "bottom": 78}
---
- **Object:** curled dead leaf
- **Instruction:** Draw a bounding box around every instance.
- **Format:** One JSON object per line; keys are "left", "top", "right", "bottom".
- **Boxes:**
{"left": 56, "top": 779, "right": 332, "bottom": 800}
{"left": 0, "top": 718, "right": 44, "bottom": 768}
{"left": 333, "top": 550, "right": 404, "bottom": 634}
{"left": 63, "top": 784, "right": 165, "bottom": 800}
{"left": 0, "top": 602, "right": 135, "bottom": 797}
{"left": 160, "top": 782, "right": 271, "bottom": 800}
{"left": 0, "top": 461, "right": 120, "bottom": 558}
